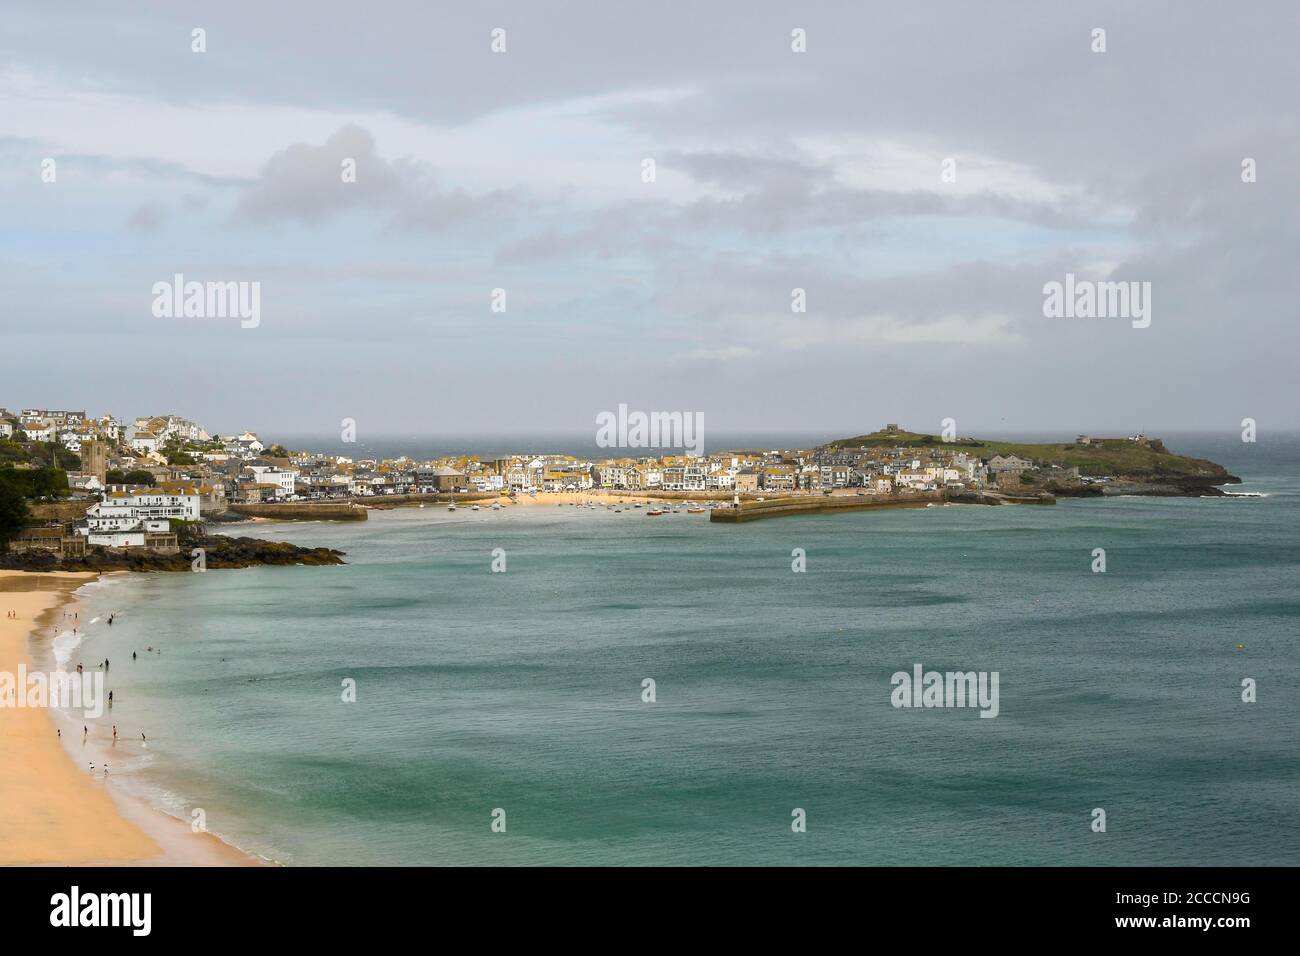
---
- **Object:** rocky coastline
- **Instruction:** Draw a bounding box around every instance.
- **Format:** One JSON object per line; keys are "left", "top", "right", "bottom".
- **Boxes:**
{"left": 0, "top": 535, "right": 345, "bottom": 572}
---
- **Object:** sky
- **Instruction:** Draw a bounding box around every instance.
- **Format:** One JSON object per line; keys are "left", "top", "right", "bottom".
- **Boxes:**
{"left": 1, "top": 1, "right": 1297, "bottom": 440}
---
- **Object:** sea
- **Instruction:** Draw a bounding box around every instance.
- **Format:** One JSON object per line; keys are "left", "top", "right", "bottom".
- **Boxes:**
{"left": 51, "top": 432, "right": 1300, "bottom": 865}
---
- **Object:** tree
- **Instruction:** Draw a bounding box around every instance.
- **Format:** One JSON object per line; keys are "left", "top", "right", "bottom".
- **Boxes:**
{"left": 0, "top": 466, "right": 67, "bottom": 498}
{"left": 106, "top": 469, "right": 156, "bottom": 487}
{"left": 0, "top": 481, "right": 30, "bottom": 551}
{"left": 163, "top": 439, "right": 195, "bottom": 465}
{"left": 41, "top": 442, "right": 80, "bottom": 471}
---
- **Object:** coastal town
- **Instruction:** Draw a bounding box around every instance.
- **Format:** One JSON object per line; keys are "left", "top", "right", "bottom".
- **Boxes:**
{"left": 0, "top": 405, "right": 1236, "bottom": 554}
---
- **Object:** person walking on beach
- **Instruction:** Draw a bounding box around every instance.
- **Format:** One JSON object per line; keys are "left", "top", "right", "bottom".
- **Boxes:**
{"left": 108, "top": 691, "right": 113, "bottom": 707}
{"left": 112, "top": 724, "right": 118, "bottom": 742}
{"left": 105, "top": 658, "right": 109, "bottom": 671}
{"left": 132, "top": 651, "right": 136, "bottom": 661}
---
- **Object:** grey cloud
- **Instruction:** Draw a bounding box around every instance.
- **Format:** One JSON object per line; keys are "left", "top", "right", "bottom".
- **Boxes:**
{"left": 127, "top": 204, "right": 164, "bottom": 230}
{"left": 4, "top": 1, "right": 1299, "bottom": 431}
{"left": 234, "top": 124, "right": 529, "bottom": 232}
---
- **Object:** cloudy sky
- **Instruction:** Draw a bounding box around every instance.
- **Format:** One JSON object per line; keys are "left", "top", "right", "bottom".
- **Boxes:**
{"left": 2, "top": 1, "right": 1297, "bottom": 439}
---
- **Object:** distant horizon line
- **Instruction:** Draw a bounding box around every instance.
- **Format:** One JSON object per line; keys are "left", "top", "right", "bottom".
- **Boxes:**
{"left": 261, "top": 426, "right": 1287, "bottom": 439}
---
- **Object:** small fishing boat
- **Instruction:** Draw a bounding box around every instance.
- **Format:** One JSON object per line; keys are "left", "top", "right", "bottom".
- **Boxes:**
{"left": 646, "top": 509, "right": 664, "bottom": 516}
{"left": 471, "top": 504, "right": 481, "bottom": 511}
{"left": 687, "top": 507, "right": 705, "bottom": 513}
{"left": 491, "top": 502, "right": 501, "bottom": 510}
{"left": 447, "top": 503, "right": 456, "bottom": 511}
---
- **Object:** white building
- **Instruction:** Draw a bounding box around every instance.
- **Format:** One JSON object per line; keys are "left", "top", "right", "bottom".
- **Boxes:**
{"left": 84, "top": 489, "right": 201, "bottom": 532}
{"left": 129, "top": 433, "right": 160, "bottom": 454}
{"left": 247, "top": 465, "right": 299, "bottom": 498}
{"left": 80, "top": 490, "right": 199, "bottom": 546}
{"left": 67, "top": 473, "right": 104, "bottom": 493}
{"left": 86, "top": 519, "right": 171, "bottom": 548}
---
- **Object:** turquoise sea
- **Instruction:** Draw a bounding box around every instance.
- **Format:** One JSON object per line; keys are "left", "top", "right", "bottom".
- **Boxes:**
{"left": 61, "top": 433, "right": 1300, "bottom": 865}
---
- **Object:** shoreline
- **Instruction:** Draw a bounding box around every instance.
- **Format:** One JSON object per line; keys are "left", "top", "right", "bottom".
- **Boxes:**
{"left": 0, "top": 570, "right": 260, "bottom": 866}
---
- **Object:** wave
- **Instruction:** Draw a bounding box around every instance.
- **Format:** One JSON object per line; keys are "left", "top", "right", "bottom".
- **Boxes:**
{"left": 49, "top": 629, "right": 84, "bottom": 670}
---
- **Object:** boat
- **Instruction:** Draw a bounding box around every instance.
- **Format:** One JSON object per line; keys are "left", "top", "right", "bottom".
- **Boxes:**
{"left": 646, "top": 509, "right": 664, "bottom": 516}
{"left": 447, "top": 503, "right": 456, "bottom": 511}
{"left": 491, "top": 503, "right": 501, "bottom": 510}
{"left": 687, "top": 507, "right": 705, "bottom": 513}
{"left": 471, "top": 504, "right": 480, "bottom": 511}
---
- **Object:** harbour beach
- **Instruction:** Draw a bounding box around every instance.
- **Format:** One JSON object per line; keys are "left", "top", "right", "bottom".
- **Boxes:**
{"left": 0, "top": 570, "right": 256, "bottom": 866}
{"left": 37, "top": 433, "right": 1293, "bottom": 867}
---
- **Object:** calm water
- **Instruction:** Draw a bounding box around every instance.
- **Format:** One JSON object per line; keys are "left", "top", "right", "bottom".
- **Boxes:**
{"left": 62, "top": 433, "right": 1300, "bottom": 865}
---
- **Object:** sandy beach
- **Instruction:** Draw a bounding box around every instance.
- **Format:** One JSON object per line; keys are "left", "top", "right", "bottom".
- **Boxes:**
{"left": 504, "top": 491, "right": 661, "bottom": 507}
{"left": 0, "top": 570, "right": 256, "bottom": 866}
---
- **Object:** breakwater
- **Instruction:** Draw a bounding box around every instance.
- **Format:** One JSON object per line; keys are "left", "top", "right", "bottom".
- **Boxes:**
{"left": 710, "top": 489, "right": 1055, "bottom": 522}
{"left": 229, "top": 502, "right": 368, "bottom": 521}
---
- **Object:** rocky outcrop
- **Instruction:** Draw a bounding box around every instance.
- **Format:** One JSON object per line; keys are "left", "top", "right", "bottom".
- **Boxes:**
{"left": 0, "top": 535, "right": 345, "bottom": 572}
{"left": 1049, "top": 473, "right": 1241, "bottom": 497}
